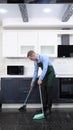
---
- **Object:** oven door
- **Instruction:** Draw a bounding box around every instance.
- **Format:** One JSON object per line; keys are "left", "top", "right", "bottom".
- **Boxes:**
{"left": 60, "top": 78, "right": 73, "bottom": 99}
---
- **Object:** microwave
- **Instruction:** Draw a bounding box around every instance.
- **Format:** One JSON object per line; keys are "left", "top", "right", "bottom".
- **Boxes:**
{"left": 58, "top": 45, "right": 73, "bottom": 57}
{"left": 7, "top": 66, "right": 24, "bottom": 75}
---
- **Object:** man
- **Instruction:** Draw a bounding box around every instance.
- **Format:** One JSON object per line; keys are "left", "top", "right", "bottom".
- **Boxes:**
{"left": 27, "top": 50, "right": 55, "bottom": 118}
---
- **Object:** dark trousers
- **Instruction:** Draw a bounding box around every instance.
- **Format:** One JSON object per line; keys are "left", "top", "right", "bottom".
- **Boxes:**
{"left": 35, "top": 66, "right": 55, "bottom": 111}
{"left": 41, "top": 70, "right": 55, "bottom": 111}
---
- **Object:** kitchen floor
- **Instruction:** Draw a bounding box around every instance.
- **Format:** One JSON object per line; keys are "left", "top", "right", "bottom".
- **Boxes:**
{"left": 0, "top": 108, "right": 73, "bottom": 130}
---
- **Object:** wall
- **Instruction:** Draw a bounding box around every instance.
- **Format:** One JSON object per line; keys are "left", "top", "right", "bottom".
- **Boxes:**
{"left": 4, "top": 58, "right": 34, "bottom": 76}
{"left": 0, "top": 30, "right": 6, "bottom": 77}
{"left": 52, "top": 58, "right": 73, "bottom": 76}
{"left": 0, "top": 29, "right": 3, "bottom": 89}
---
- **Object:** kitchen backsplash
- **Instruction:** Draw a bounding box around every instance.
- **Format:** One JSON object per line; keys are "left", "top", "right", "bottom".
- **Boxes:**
{"left": 0, "top": 57, "right": 73, "bottom": 77}
{"left": 0, "top": 58, "right": 34, "bottom": 76}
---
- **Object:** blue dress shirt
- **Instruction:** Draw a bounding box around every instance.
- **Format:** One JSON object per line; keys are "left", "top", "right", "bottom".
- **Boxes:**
{"left": 32, "top": 54, "right": 54, "bottom": 83}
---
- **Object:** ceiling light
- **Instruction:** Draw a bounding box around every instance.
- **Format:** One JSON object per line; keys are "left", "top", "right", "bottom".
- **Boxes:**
{"left": 43, "top": 8, "right": 51, "bottom": 13}
{"left": 0, "top": 9, "right": 8, "bottom": 14}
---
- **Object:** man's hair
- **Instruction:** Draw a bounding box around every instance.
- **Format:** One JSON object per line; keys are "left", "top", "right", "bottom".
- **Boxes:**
{"left": 27, "top": 50, "right": 35, "bottom": 57}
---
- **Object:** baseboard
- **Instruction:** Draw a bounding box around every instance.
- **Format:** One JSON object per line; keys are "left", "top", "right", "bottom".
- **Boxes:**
{"left": 2, "top": 103, "right": 73, "bottom": 109}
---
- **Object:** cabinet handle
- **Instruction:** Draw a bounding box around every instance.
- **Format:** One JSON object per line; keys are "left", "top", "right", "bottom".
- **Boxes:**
{"left": 24, "top": 90, "right": 28, "bottom": 93}
{"left": 4, "top": 78, "right": 13, "bottom": 80}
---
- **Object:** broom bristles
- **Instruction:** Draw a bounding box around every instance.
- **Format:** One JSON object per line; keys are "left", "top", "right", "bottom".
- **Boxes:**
{"left": 18, "top": 104, "right": 26, "bottom": 110}
{"left": 33, "top": 113, "right": 44, "bottom": 120}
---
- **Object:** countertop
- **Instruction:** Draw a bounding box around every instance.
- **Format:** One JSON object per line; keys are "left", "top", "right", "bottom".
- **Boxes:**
{"left": 1, "top": 74, "right": 73, "bottom": 78}
{"left": 1, "top": 75, "right": 33, "bottom": 78}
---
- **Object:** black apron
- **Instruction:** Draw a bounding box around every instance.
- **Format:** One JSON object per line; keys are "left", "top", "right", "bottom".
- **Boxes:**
{"left": 37, "top": 62, "right": 55, "bottom": 110}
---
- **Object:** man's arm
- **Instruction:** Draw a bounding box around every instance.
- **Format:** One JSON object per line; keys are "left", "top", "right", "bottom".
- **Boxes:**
{"left": 39, "top": 56, "right": 49, "bottom": 80}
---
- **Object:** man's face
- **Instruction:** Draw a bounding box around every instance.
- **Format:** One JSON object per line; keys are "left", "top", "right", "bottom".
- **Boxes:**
{"left": 28, "top": 53, "right": 36, "bottom": 61}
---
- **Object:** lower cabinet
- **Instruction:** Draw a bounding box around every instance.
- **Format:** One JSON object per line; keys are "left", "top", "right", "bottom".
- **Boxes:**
{"left": 1, "top": 77, "right": 59, "bottom": 104}
{"left": 1, "top": 78, "right": 40, "bottom": 103}
{"left": 7, "top": 0, "right": 24, "bottom": 3}
{"left": 0, "top": 91, "right": 2, "bottom": 108}
{"left": 52, "top": 78, "right": 59, "bottom": 103}
{"left": 1, "top": 77, "right": 73, "bottom": 104}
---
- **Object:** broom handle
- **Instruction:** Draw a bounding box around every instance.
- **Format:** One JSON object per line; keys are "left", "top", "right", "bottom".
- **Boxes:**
{"left": 24, "top": 87, "right": 32, "bottom": 104}
{"left": 39, "top": 85, "right": 44, "bottom": 114}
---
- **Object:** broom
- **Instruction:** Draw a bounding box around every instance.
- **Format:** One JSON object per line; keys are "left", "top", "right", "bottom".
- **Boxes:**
{"left": 18, "top": 87, "right": 32, "bottom": 111}
{"left": 33, "top": 85, "right": 44, "bottom": 120}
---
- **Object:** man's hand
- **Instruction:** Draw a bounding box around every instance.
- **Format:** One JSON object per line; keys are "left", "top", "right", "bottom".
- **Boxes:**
{"left": 37, "top": 79, "right": 42, "bottom": 85}
{"left": 30, "top": 82, "right": 34, "bottom": 88}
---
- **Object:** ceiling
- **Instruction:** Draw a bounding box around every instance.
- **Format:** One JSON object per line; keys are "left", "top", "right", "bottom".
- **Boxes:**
{"left": 0, "top": 4, "right": 73, "bottom": 27}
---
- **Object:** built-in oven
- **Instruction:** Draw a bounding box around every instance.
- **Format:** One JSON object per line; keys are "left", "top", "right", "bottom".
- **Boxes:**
{"left": 59, "top": 78, "right": 73, "bottom": 99}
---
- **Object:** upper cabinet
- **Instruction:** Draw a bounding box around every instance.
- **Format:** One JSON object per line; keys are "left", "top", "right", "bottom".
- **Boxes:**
{"left": 3, "top": 29, "right": 58, "bottom": 57}
{"left": 18, "top": 30, "right": 38, "bottom": 57}
{"left": 3, "top": 29, "right": 73, "bottom": 58}
{"left": 57, "top": 30, "right": 73, "bottom": 45}
{"left": 2, "top": 30, "right": 18, "bottom": 57}
{"left": 18, "top": 30, "right": 58, "bottom": 57}
{"left": 38, "top": 30, "right": 58, "bottom": 57}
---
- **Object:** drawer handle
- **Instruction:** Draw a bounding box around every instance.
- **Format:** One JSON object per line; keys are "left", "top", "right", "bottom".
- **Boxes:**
{"left": 24, "top": 91, "right": 28, "bottom": 93}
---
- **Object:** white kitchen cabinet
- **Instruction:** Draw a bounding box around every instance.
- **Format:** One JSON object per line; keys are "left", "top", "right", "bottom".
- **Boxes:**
{"left": 2, "top": 29, "right": 60, "bottom": 58}
{"left": 18, "top": 30, "right": 38, "bottom": 57}
{"left": 57, "top": 30, "right": 73, "bottom": 45}
{"left": 57, "top": 30, "right": 73, "bottom": 35}
{"left": 39, "top": 45, "right": 57, "bottom": 57}
{"left": 38, "top": 31, "right": 58, "bottom": 57}
{"left": 3, "top": 30, "right": 18, "bottom": 57}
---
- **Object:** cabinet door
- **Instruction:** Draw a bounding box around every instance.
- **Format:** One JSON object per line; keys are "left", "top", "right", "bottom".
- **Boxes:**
{"left": 1, "top": 78, "right": 30, "bottom": 103}
{"left": 38, "top": 31, "right": 57, "bottom": 57}
{"left": 18, "top": 30, "right": 38, "bottom": 57}
{"left": 17, "top": 78, "right": 31, "bottom": 103}
{"left": 1, "top": 78, "right": 19, "bottom": 103}
{"left": 39, "top": 31, "right": 57, "bottom": 45}
{"left": 52, "top": 78, "right": 59, "bottom": 103}
{"left": 3, "top": 31, "right": 18, "bottom": 57}
{"left": 18, "top": 78, "right": 40, "bottom": 103}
